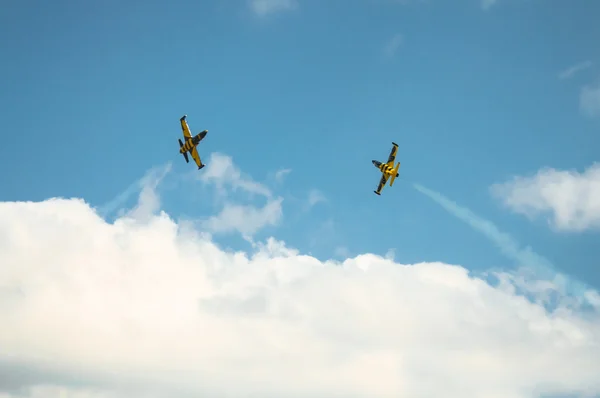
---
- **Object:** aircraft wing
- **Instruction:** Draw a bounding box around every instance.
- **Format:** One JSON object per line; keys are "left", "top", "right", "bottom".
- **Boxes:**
{"left": 180, "top": 115, "right": 192, "bottom": 139}
{"left": 386, "top": 142, "right": 399, "bottom": 166}
{"left": 190, "top": 146, "right": 204, "bottom": 169}
{"left": 374, "top": 174, "right": 388, "bottom": 195}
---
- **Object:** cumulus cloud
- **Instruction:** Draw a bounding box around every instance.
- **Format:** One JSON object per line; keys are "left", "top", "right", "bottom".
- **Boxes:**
{"left": 201, "top": 197, "right": 283, "bottom": 239}
{"left": 199, "top": 152, "right": 272, "bottom": 198}
{"left": 580, "top": 79, "right": 600, "bottom": 118}
{"left": 490, "top": 163, "right": 600, "bottom": 232}
{"left": 0, "top": 386, "right": 119, "bottom": 398}
{"left": 1, "top": 189, "right": 600, "bottom": 397}
{"left": 559, "top": 61, "right": 593, "bottom": 80}
{"left": 249, "top": 0, "right": 297, "bottom": 16}
{"left": 196, "top": 153, "right": 284, "bottom": 238}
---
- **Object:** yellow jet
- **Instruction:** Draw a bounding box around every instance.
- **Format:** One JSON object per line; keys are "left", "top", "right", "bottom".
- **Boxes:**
{"left": 178, "top": 115, "right": 208, "bottom": 170}
{"left": 372, "top": 142, "right": 401, "bottom": 195}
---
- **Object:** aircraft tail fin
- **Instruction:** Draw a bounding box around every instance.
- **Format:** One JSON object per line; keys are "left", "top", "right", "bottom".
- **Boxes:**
{"left": 389, "top": 162, "right": 400, "bottom": 186}
{"left": 178, "top": 139, "right": 189, "bottom": 163}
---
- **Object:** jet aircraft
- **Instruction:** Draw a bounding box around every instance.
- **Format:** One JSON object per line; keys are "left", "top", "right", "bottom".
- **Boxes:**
{"left": 372, "top": 142, "right": 401, "bottom": 195}
{"left": 178, "top": 115, "right": 208, "bottom": 170}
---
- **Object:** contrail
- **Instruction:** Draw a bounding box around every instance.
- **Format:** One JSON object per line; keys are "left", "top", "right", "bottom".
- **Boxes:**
{"left": 97, "top": 178, "right": 143, "bottom": 217}
{"left": 97, "top": 163, "right": 172, "bottom": 218}
{"left": 413, "top": 183, "right": 596, "bottom": 306}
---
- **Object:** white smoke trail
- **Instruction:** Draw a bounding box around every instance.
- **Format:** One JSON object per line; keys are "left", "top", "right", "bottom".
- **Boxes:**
{"left": 413, "top": 183, "right": 598, "bottom": 309}
{"left": 97, "top": 163, "right": 172, "bottom": 218}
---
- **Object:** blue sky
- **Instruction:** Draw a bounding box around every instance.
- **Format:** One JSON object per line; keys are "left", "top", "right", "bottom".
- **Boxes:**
{"left": 3, "top": 2, "right": 600, "bottom": 397}
{"left": 2, "top": 0, "right": 599, "bottom": 292}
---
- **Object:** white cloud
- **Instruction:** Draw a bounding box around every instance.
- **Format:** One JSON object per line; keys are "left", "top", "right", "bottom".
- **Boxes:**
{"left": 249, "top": 0, "right": 297, "bottom": 16}
{"left": 1, "top": 192, "right": 600, "bottom": 398}
{"left": 490, "top": 163, "right": 600, "bottom": 232}
{"left": 481, "top": 0, "right": 497, "bottom": 10}
{"left": 0, "top": 386, "right": 119, "bottom": 398}
{"left": 384, "top": 248, "right": 396, "bottom": 261}
{"left": 414, "top": 182, "right": 599, "bottom": 307}
{"left": 201, "top": 197, "right": 284, "bottom": 240}
{"left": 307, "top": 189, "right": 326, "bottom": 207}
{"left": 334, "top": 246, "right": 350, "bottom": 258}
{"left": 559, "top": 60, "right": 593, "bottom": 80}
{"left": 98, "top": 163, "right": 172, "bottom": 218}
{"left": 196, "top": 153, "right": 283, "bottom": 238}
{"left": 199, "top": 153, "right": 272, "bottom": 198}
{"left": 580, "top": 79, "right": 600, "bottom": 118}
{"left": 291, "top": 189, "right": 327, "bottom": 214}
{"left": 274, "top": 168, "right": 292, "bottom": 183}
{"left": 383, "top": 33, "right": 403, "bottom": 58}
{"left": 125, "top": 163, "right": 172, "bottom": 222}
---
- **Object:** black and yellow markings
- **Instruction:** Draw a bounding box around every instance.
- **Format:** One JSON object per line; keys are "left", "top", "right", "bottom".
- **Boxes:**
{"left": 180, "top": 138, "right": 195, "bottom": 153}
{"left": 387, "top": 145, "right": 397, "bottom": 163}
{"left": 379, "top": 163, "right": 392, "bottom": 174}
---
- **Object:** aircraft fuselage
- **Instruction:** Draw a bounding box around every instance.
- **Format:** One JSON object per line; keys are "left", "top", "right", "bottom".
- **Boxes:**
{"left": 372, "top": 160, "right": 399, "bottom": 177}
{"left": 179, "top": 130, "right": 208, "bottom": 154}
